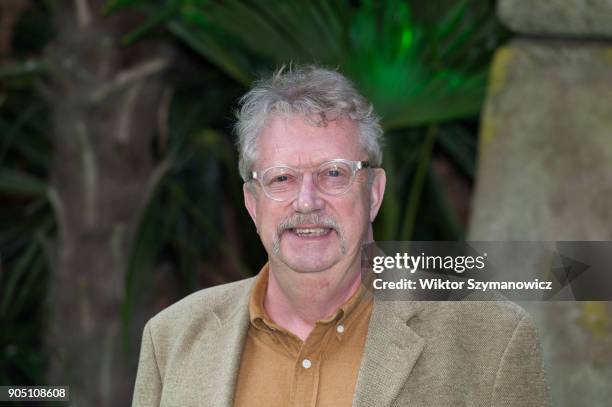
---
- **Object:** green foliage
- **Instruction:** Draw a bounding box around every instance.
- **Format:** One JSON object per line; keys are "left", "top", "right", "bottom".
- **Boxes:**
{"left": 0, "top": 0, "right": 55, "bottom": 387}
{"left": 0, "top": 169, "right": 47, "bottom": 196}
{"left": 120, "top": 72, "right": 264, "bottom": 351}
{"left": 2, "top": 0, "right": 504, "bottom": 388}
{"left": 0, "top": 186, "right": 51, "bottom": 386}
{"left": 114, "top": 0, "right": 502, "bottom": 126}
{"left": 0, "top": 185, "right": 53, "bottom": 386}
{"left": 0, "top": 223, "right": 50, "bottom": 386}
{"left": 110, "top": 0, "right": 505, "bottom": 241}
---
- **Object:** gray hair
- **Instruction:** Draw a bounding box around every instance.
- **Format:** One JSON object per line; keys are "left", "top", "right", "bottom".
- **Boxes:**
{"left": 234, "top": 65, "right": 383, "bottom": 181}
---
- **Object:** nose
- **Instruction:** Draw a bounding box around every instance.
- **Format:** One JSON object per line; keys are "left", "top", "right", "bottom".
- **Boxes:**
{"left": 292, "top": 172, "right": 325, "bottom": 213}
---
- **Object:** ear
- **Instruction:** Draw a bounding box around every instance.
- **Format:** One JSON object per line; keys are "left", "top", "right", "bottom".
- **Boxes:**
{"left": 243, "top": 182, "right": 258, "bottom": 228}
{"left": 368, "top": 169, "right": 386, "bottom": 222}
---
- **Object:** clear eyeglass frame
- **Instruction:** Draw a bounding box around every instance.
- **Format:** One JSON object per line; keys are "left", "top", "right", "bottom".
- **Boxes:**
{"left": 250, "top": 159, "right": 373, "bottom": 202}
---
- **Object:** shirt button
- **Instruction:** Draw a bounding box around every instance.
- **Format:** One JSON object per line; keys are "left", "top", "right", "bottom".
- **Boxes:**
{"left": 302, "top": 359, "right": 312, "bottom": 369}
{"left": 336, "top": 324, "right": 345, "bottom": 333}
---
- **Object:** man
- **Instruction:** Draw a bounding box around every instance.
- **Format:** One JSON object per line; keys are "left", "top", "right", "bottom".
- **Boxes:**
{"left": 132, "top": 66, "right": 549, "bottom": 406}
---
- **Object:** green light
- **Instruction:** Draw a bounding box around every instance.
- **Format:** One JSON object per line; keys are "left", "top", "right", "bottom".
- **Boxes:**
{"left": 400, "top": 29, "right": 413, "bottom": 53}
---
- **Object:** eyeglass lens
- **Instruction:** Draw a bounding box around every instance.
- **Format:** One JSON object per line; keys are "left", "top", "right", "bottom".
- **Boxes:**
{"left": 261, "top": 161, "right": 354, "bottom": 200}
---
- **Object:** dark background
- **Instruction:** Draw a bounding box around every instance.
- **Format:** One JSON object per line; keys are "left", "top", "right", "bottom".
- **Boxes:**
{"left": 1, "top": 0, "right": 509, "bottom": 405}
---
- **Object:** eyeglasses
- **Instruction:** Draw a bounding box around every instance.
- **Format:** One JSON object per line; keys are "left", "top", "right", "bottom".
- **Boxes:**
{"left": 250, "top": 159, "right": 372, "bottom": 202}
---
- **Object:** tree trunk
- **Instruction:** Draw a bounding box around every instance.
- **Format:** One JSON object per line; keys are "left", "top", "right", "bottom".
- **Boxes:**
{"left": 46, "top": 1, "right": 169, "bottom": 404}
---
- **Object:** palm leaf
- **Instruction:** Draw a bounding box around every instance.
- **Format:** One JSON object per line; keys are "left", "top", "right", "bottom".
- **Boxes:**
{"left": 0, "top": 169, "right": 47, "bottom": 196}
{"left": 114, "top": 0, "right": 500, "bottom": 128}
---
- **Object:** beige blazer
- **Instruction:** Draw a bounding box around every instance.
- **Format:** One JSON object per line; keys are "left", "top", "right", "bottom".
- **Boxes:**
{"left": 132, "top": 276, "right": 549, "bottom": 406}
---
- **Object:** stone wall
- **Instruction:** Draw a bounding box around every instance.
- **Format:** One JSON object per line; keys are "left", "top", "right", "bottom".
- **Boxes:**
{"left": 469, "top": 1, "right": 612, "bottom": 405}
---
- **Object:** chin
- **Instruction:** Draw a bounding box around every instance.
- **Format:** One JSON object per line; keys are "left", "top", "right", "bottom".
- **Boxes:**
{"left": 281, "top": 255, "right": 338, "bottom": 274}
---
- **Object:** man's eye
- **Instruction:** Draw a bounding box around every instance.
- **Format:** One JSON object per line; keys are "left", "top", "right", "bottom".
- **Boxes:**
{"left": 273, "top": 175, "right": 289, "bottom": 183}
{"left": 327, "top": 170, "right": 340, "bottom": 177}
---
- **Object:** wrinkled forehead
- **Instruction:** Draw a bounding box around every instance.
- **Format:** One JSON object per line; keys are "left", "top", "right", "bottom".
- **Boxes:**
{"left": 255, "top": 113, "right": 366, "bottom": 169}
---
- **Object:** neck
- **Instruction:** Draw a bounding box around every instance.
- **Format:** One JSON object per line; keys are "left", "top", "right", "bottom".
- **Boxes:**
{"left": 264, "top": 259, "right": 362, "bottom": 341}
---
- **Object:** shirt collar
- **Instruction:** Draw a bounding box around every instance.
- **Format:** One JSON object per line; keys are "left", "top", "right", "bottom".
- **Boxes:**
{"left": 249, "top": 263, "right": 369, "bottom": 333}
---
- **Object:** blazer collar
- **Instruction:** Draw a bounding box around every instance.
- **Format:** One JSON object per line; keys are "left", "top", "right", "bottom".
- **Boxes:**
{"left": 191, "top": 277, "right": 425, "bottom": 407}
{"left": 353, "top": 299, "right": 425, "bottom": 407}
{"left": 194, "top": 278, "right": 254, "bottom": 407}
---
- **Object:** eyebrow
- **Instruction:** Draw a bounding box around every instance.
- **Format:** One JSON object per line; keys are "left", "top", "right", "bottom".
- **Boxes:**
{"left": 259, "top": 157, "right": 368, "bottom": 170}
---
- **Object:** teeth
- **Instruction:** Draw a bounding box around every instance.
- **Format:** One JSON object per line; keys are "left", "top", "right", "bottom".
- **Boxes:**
{"left": 293, "top": 228, "right": 330, "bottom": 237}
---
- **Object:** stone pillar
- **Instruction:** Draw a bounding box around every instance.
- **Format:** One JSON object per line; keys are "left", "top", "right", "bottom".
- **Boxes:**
{"left": 469, "top": 1, "right": 612, "bottom": 405}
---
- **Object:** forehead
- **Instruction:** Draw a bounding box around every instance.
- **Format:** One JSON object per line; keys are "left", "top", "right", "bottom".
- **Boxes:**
{"left": 256, "top": 114, "right": 365, "bottom": 168}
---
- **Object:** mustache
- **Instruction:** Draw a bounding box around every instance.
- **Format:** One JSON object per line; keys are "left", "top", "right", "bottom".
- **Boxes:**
{"left": 276, "top": 213, "right": 339, "bottom": 234}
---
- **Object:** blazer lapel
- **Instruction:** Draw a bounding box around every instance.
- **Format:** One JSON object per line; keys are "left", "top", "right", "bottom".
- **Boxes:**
{"left": 194, "top": 282, "right": 253, "bottom": 407}
{"left": 353, "top": 300, "right": 425, "bottom": 407}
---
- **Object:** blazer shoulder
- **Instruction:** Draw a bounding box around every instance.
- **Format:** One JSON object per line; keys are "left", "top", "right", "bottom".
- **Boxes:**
{"left": 147, "top": 276, "right": 256, "bottom": 339}
{"left": 135, "top": 276, "right": 256, "bottom": 385}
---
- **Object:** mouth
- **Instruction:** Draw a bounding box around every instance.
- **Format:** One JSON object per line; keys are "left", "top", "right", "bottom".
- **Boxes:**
{"left": 287, "top": 226, "right": 334, "bottom": 238}
{"left": 273, "top": 219, "right": 345, "bottom": 256}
